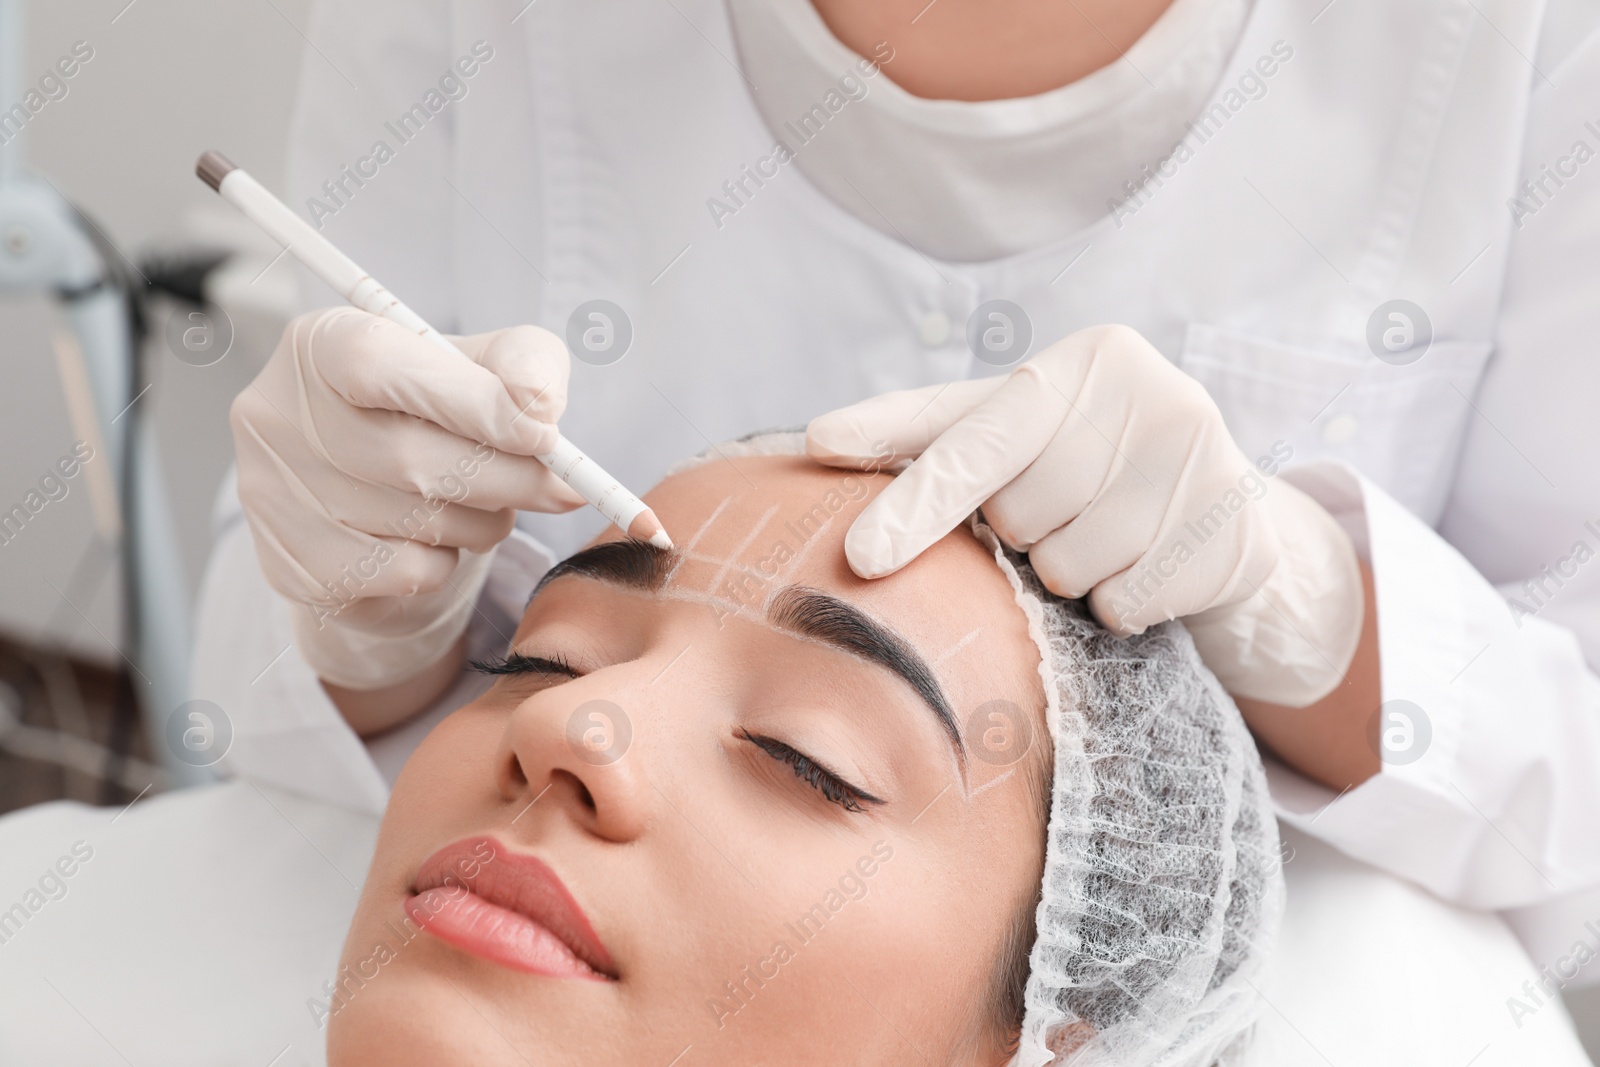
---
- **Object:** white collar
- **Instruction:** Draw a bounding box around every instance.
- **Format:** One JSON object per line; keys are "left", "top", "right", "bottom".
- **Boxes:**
{"left": 727, "top": 0, "right": 1253, "bottom": 262}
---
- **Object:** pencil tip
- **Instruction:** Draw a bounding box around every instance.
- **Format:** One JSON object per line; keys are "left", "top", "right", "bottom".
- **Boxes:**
{"left": 627, "top": 509, "right": 672, "bottom": 549}
{"left": 196, "top": 150, "right": 236, "bottom": 192}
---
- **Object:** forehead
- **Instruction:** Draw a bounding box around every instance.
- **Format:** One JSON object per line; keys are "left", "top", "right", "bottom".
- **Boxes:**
{"left": 595, "top": 453, "right": 1042, "bottom": 714}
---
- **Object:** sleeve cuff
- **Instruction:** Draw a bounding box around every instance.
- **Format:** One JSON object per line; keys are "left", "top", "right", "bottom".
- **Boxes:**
{"left": 1272, "top": 461, "right": 1600, "bottom": 909}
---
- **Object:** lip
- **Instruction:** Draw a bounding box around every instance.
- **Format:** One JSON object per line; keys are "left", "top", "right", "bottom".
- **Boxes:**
{"left": 406, "top": 835, "right": 616, "bottom": 981}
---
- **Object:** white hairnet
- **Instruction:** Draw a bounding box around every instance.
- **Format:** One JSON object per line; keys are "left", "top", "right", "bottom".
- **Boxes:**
{"left": 669, "top": 432, "right": 1285, "bottom": 1067}
{"left": 983, "top": 527, "right": 1284, "bottom": 1066}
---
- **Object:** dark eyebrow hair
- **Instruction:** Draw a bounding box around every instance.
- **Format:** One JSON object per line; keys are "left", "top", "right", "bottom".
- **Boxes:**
{"left": 530, "top": 538, "right": 678, "bottom": 598}
{"left": 532, "top": 540, "right": 966, "bottom": 763}
{"left": 768, "top": 586, "right": 965, "bottom": 763}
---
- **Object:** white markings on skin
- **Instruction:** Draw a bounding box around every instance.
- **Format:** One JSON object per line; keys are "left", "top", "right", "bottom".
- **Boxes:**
{"left": 654, "top": 586, "right": 767, "bottom": 628}
{"left": 650, "top": 644, "right": 693, "bottom": 685}
{"left": 933, "top": 627, "right": 982, "bottom": 666}
{"left": 664, "top": 495, "right": 733, "bottom": 584}
{"left": 674, "top": 548, "right": 766, "bottom": 586}
{"left": 759, "top": 515, "right": 834, "bottom": 612}
{"left": 910, "top": 783, "right": 952, "bottom": 824}
{"left": 969, "top": 767, "right": 1016, "bottom": 799}
{"left": 703, "top": 504, "right": 778, "bottom": 598}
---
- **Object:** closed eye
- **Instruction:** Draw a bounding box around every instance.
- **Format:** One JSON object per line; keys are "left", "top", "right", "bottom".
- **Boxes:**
{"left": 470, "top": 652, "right": 581, "bottom": 679}
{"left": 738, "top": 728, "right": 883, "bottom": 813}
{"left": 474, "top": 656, "right": 884, "bottom": 813}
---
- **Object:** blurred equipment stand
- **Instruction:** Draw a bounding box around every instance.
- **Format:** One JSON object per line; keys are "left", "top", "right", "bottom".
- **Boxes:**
{"left": 0, "top": 0, "right": 209, "bottom": 789}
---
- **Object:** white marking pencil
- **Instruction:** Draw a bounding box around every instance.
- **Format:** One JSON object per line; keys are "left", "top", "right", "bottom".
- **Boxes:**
{"left": 195, "top": 150, "right": 671, "bottom": 549}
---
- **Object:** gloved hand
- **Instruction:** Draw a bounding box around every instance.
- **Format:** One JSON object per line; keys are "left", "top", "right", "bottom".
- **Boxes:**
{"left": 231, "top": 307, "right": 584, "bottom": 691}
{"left": 806, "top": 324, "right": 1363, "bottom": 707}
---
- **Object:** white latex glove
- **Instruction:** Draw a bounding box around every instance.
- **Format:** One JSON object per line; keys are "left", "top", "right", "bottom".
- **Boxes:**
{"left": 230, "top": 307, "right": 584, "bottom": 691}
{"left": 806, "top": 324, "right": 1363, "bottom": 707}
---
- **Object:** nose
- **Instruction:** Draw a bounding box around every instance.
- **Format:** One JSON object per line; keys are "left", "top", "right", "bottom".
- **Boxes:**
{"left": 495, "top": 682, "right": 652, "bottom": 842}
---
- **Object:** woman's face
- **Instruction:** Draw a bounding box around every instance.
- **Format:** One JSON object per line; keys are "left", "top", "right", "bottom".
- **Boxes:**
{"left": 329, "top": 455, "right": 1049, "bottom": 1066}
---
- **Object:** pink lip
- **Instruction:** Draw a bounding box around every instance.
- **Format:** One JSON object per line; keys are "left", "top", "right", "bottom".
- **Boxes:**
{"left": 406, "top": 836, "right": 616, "bottom": 981}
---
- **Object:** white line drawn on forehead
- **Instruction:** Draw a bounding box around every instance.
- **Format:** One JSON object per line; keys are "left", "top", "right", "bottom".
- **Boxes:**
{"left": 656, "top": 586, "right": 767, "bottom": 627}
{"left": 673, "top": 515, "right": 839, "bottom": 617}
{"left": 934, "top": 627, "right": 983, "bottom": 667}
{"left": 759, "top": 514, "right": 835, "bottom": 612}
{"left": 664, "top": 495, "right": 733, "bottom": 585}
{"left": 672, "top": 549, "right": 769, "bottom": 589}
{"left": 704, "top": 504, "right": 778, "bottom": 597}
{"left": 660, "top": 494, "right": 785, "bottom": 601}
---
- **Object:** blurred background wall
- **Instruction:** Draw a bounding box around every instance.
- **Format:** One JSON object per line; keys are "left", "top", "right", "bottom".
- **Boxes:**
{"left": 0, "top": 0, "right": 305, "bottom": 668}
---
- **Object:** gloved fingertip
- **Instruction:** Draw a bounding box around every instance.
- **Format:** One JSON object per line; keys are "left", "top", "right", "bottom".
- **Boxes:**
{"left": 512, "top": 418, "right": 561, "bottom": 456}
{"left": 1086, "top": 587, "right": 1144, "bottom": 637}
{"left": 545, "top": 481, "right": 589, "bottom": 513}
{"left": 555, "top": 477, "right": 588, "bottom": 506}
{"left": 515, "top": 467, "right": 589, "bottom": 515}
{"left": 805, "top": 412, "right": 873, "bottom": 465}
{"left": 1100, "top": 615, "right": 1144, "bottom": 639}
{"left": 1048, "top": 579, "right": 1093, "bottom": 602}
{"left": 508, "top": 383, "right": 565, "bottom": 422}
{"left": 843, "top": 522, "right": 901, "bottom": 579}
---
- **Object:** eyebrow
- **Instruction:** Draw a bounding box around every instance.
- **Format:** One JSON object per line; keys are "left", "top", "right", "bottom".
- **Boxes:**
{"left": 534, "top": 539, "right": 966, "bottom": 762}
{"left": 533, "top": 537, "right": 679, "bottom": 594}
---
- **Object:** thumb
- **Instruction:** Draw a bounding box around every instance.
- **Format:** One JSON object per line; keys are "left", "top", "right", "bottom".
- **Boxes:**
{"left": 448, "top": 325, "right": 571, "bottom": 426}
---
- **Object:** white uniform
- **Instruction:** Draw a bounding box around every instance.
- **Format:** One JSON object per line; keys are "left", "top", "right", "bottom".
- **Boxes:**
{"left": 199, "top": 0, "right": 1600, "bottom": 987}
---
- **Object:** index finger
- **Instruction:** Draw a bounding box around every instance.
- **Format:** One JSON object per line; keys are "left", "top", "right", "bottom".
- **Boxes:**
{"left": 842, "top": 363, "right": 1070, "bottom": 578}
{"left": 305, "top": 308, "right": 564, "bottom": 456}
{"left": 806, "top": 377, "right": 1005, "bottom": 468}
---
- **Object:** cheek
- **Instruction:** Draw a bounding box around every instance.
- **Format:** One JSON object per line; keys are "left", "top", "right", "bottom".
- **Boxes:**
{"left": 894, "top": 769, "right": 1046, "bottom": 967}
{"left": 639, "top": 823, "right": 933, "bottom": 1043}
{"left": 397, "top": 708, "right": 501, "bottom": 793}
{"left": 691, "top": 875, "right": 928, "bottom": 1054}
{"left": 810, "top": 851, "right": 1008, "bottom": 1050}
{"left": 377, "top": 710, "right": 505, "bottom": 872}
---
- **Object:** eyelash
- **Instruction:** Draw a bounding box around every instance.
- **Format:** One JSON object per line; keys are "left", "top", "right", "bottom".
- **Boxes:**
{"left": 470, "top": 655, "right": 880, "bottom": 814}
{"left": 738, "top": 728, "right": 882, "bottom": 814}
{"left": 470, "top": 652, "right": 581, "bottom": 679}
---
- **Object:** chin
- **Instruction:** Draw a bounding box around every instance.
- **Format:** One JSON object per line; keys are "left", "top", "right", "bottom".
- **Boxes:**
{"left": 323, "top": 957, "right": 610, "bottom": 1067}
{"left": 327, "top": 989, "right": 532, "bottom": 1067}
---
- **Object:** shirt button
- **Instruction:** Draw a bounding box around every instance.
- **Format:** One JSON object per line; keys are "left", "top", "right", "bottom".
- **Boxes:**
{"left": 918, "top": 311, "right": 951, "bottom": 347}
{"left": 1320, "top": 412, "right": 1358, "bottom": 445}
